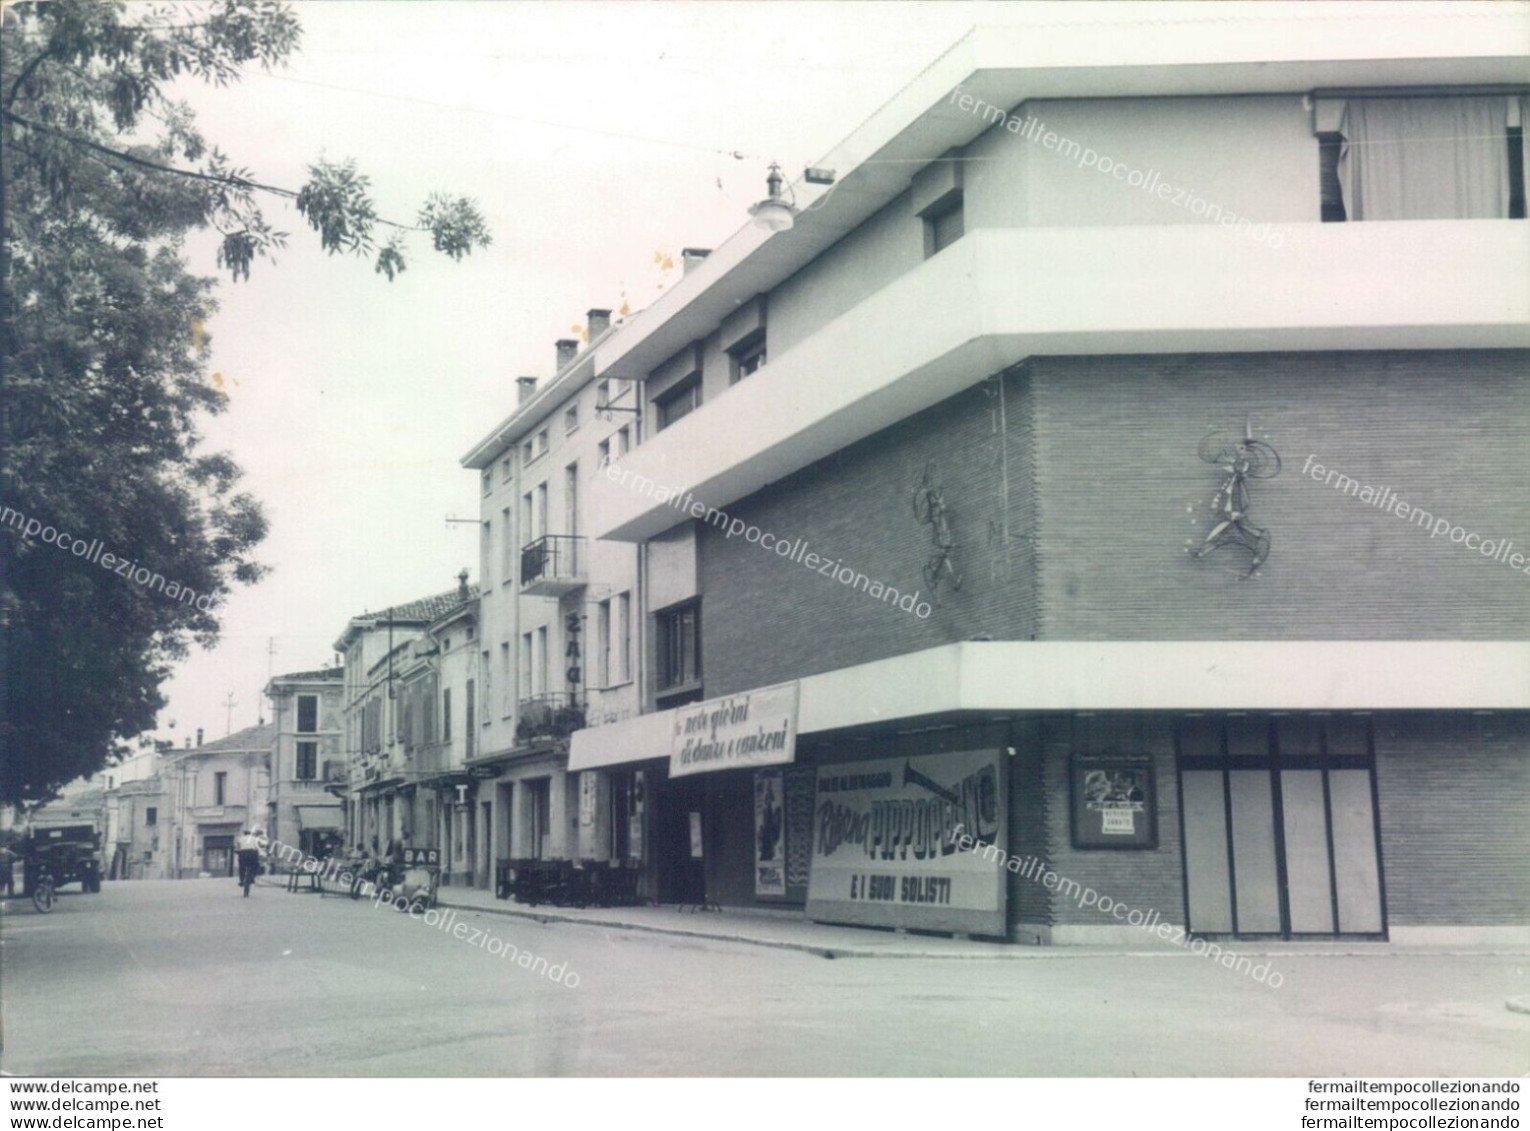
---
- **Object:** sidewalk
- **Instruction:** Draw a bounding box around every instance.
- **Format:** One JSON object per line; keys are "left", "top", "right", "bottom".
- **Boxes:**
{"left": 429, "top": 883, "right": 1530, "bottom": 961}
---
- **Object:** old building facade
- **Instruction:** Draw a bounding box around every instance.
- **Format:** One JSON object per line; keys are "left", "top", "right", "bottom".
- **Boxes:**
{"left": 461, "top": 311, "right": 646, "bottom": 893}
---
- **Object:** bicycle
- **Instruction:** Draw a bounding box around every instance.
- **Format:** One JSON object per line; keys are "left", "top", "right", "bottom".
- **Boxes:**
{"left": 31, "top": 867, "right": 55, "bottom": 913}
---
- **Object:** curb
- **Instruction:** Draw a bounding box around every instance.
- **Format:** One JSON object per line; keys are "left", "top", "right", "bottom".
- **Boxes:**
{"left": 435, "top": 898, "right": 1530, "bottom": 963}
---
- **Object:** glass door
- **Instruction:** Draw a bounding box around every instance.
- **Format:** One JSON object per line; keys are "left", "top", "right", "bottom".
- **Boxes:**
{"left": 1177, "top": 716, "right": 1386, "bottom": 939}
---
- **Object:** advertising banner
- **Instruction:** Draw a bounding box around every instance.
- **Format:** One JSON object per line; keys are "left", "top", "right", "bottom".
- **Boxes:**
{"left": 806, "top": 749, "right": 1005, "bottom": 935}
{"left": 668, "top": 681, "right": 798, "bottom": 778}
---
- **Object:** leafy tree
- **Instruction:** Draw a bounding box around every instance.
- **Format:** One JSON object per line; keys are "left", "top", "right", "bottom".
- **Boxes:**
{"left": 0, "top": 0, "right": 492, "bottom": 805}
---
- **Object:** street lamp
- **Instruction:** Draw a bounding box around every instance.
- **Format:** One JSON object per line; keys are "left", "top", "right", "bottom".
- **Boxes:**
{"left": 748, "top": 163, "right": 797, "bottom": 232}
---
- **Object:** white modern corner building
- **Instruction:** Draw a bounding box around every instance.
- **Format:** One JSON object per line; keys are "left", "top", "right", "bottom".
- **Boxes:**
{"left": 510, "top": 7, "right": 1526, "bottom": 943}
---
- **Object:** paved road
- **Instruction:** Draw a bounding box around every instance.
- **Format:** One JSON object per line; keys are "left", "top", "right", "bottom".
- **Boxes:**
{"left": 2, "top": 881, "right": 1525, "bottom": 1076}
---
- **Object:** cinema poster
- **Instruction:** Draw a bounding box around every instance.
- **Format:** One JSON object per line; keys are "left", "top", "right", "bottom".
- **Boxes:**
{"left": 753, "top": 769, "right": 787, "bottom": 898}
{"left": 805, "top": 749, "right": 1006, "bottom": 936}
{"left": 1070, "top": 753, "right": 1157, "bottom": 849}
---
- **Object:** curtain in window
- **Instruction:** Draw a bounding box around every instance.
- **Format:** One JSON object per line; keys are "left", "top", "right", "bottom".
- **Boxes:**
{"left": 1337, "top": 97, "right": 1510, "bottom": 220}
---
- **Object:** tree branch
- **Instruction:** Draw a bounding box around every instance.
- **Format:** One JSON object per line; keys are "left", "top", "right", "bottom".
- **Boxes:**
{"left": 3, "top": 110, "right": 421, "bottom": 230}
{"left": 5, "top": 46, "right": 60, "bottom": 111}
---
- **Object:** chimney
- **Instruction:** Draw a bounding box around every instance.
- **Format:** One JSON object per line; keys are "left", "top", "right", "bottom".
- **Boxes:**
{"left": 196, "top": 727, "right": 204, "bottom": 748}
{"left": 457, "top": 568, "right": 470, "bottom": 602}
{"left": 682, "top": 248, "right": 711, "bottom": 275}
{"left": 587, "top": 308, "right": 611, "bottom": 342}
{"left": 555, "top": 339, "right": 580, "bottom": 370}
{"left": 516, "top": 376, "right": 538, "bottom": 405}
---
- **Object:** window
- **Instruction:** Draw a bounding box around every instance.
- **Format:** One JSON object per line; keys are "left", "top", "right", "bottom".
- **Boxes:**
{"left": 616, "top": 426, "right": 630, "bottom": 457}
{"left": 296, "top": 742, "right": 318, "bottom": 781}
{"left": 465, "top": 679, "right": 476, "bottom": 733}
{"left": 536, "top": 429, "right": 549, "bottom": 456}
{"left": 501, "top": 507, "right": 514, "bottom": 578}
{"left": 520, "top": 634, "right": 533, "bottom": 700}
{"left": 481, "top": 469, "right": 492, "bottom": 496}
{"left": 1319, "top": 133, "right": 1346, "bottom": 222}
{"left": 442, "top": 688, "right": 452, "bottom": 742}
{"left": 535, "top": 482, "right": 548, "bottom": 542}
{"left": 615, "top": 591, "right": 631, "bottom": 683}
{"left": 522, "top": 440, "right": 535, "bottom": 467}
{"left": 598, "top": 438, "right": 611, "bottom": 467}
{"left": 1320, "top": 95, "right": 1528, "bottom": 222}
{"left": 564, "top": 404, "right": 579, "bottom": 433}
{"left": 296, "top": 694, "right": 318, "bottom": 734}
{"left": 729, "top": 332, "right": 767, "bottom": 385}
{"left": 596, "top": 599, "right": 611, "bottom": 687}
{"left": 655, "top": 376, "right": 700, "bottom": 431}
{"left": 145, "top": 807, "right": 157, "bottom": 827}
{"left": 596, "top": 380, "right": 610, "bottom": 410}
{"left": 535, "top": 626, "right": 548, "bottom": 695}
{"left": 520, "top": 492, "right": 533, "bottom": 549}
{"left": 1511, "top": 125, "right": 1526, "bottom": 220}
{"left": 656, "top": 601, "right": 700, "bottom": 691}
{"left": 924, "top": 193, "right": 964, "bottom": 256}
{"left": 501, "top": 642, "right": 513, "bottom": 716}
{"left": 480, "top": 650, "right": 491, "bottom": 723}
{"left": 214, "top": 771, "right": 227, "bottom": 806}
{"left": 564, "top": 462, "right": 579, "bottom": 537}
{"left": 501, "top": 455, "right": 513, "bottom": 483}
{"left": 480, "top": 520, "right": 491, "bottom": 588}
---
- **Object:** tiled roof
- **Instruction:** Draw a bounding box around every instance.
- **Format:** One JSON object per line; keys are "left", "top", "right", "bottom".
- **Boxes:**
{"left": 358, "top": 585, "right": 479, "bottom": 625}
{"left": 271, "top": 666, "right": 343, "bottom": 683}
{"left": 190, "top": 723, "right": 275, "bottom": 753}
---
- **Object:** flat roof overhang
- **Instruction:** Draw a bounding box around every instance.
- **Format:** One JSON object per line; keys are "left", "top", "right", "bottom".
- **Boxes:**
{"left": 568, "top": 641, "right": 1530, "bottom": 771}
{"left": 582, "top": 14, "right": 1530, "bottom": 388}
{"left": 594, "top": 220, "right": 1530, "bottom": 543}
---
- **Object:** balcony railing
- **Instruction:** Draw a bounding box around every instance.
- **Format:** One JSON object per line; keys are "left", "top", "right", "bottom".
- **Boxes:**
{"left": 516, "top": 693, "right": 586, "bottom": 744}
{"left": 520, "top": 534, "right": 588, "bottom": 596}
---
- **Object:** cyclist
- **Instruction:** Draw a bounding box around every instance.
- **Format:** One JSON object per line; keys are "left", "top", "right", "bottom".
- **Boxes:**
{"left": 235, "top": 827, "right": 263, "bottom": 896}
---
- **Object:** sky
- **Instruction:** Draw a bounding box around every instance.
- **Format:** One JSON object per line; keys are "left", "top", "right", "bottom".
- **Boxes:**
{"left": 147, "top": 0, "right": 1460, "bottom": 743}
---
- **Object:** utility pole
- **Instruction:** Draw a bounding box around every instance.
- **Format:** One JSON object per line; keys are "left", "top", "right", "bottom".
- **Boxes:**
{"left": 222, "top": 691, "right": 238, "bottom": 736}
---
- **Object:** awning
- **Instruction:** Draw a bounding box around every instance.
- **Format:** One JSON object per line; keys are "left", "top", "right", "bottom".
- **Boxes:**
{"left": 568, "top": 642, "right": 1529, "bottom": 770}
{"left": 295, "top": 806, "right": 343, "bottom": 831}
{"left": 568, "top": 709, "right": 672, "bottom": 772}
{"left": 570, "top": 682, "right": 800, "bottom": 776}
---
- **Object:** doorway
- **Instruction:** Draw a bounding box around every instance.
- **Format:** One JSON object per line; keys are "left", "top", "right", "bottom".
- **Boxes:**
{"left": 202, "top": 835, "right": 234, "bottom": 877}
{"left": 527, "top": 778, "right": 551, "bottom": 859}
{"left": 1177, "top": 715, "right": 1385, "bottom": 939}
{"left": 655, "top": 772, "right": 706, "bottom": 904}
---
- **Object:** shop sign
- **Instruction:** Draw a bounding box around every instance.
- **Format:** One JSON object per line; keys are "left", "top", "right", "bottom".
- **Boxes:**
{"left": 402, "top": 847, "right": 440, "bottom": 867}
{"left": 469, "top": 764, "right": 499, "bottom": 780}
{"left": 668, "top": 682, "right": 798, "bottom": 778}
{"left": 806, "top": 749, "right": 1006, "bottom": 936}
{"left": 579, "top": 773, "right": 598, "bottom": 831}
{"left": 1070, "top": 754, "right": 1157, "bottom": 849}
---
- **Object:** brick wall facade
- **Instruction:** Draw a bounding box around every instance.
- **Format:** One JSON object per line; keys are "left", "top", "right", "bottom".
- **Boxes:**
{"left": 697, "top": 350, "right": 1529, "bottom": 699}
{"left": 1375, "top": 712, "right": 1530, "bottom": 927}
